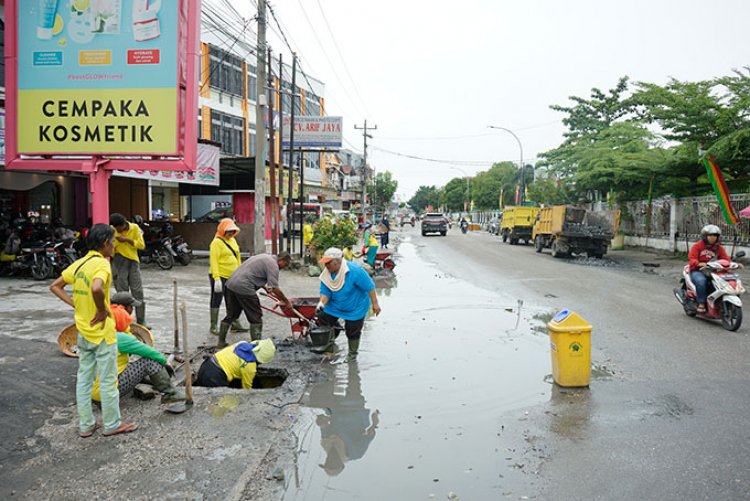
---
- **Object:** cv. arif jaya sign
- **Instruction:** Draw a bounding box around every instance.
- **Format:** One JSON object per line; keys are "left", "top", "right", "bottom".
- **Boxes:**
{"left": 16, "top": 0, "right": 180, "bottom": 155}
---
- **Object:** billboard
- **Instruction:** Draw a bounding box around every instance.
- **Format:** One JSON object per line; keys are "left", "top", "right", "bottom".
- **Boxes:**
{"left": 114, "top": 141, "right": 220, "bottom": 185}
{"left": 282, "top": 116, "right": 342, "bottom": 149}
{"left": 15, "top": 0, "right": 183, "bottom": 156}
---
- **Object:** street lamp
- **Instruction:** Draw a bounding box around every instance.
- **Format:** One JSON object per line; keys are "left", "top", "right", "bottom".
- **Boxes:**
{"left": 488, "top": 125, "right": 525, "bottom": 205}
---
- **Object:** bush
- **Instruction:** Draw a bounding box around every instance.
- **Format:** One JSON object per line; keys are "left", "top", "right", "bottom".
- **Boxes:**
{"left": 309, "top": 216, "right": 359, "bottom": 259}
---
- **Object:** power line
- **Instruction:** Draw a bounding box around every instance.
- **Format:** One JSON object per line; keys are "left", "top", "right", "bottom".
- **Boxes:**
{"left": 371, "top": 146, "right": 535, "bottom": 167}
{"left": 313, "top": 0, "right": 371, "bottom": 118}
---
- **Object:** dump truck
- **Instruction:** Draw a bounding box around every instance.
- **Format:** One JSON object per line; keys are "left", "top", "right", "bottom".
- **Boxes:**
{"left": 532, "top": 205, "right": 614, "bottom": 258}
{"left": 500, "top": 206, "right": 540, "bottom": 245}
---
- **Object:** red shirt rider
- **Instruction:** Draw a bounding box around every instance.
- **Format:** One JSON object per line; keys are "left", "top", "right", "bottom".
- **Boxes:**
{"left": 688, "top": 239, "right": 730, "bottom": 272}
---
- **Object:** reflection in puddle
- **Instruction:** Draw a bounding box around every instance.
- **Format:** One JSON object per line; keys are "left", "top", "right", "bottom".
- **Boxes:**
{"left": 283, "top": 241, "right": 551, "bottom": 500}
{"left": 208, "top": 394, "right": 240, "bottom": 417}
{"left": 307, "top": 363, "right": 379, "bottom": 476}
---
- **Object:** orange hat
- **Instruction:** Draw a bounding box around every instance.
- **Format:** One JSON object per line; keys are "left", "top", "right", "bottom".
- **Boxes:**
{"left": 216, "top": 218, "right": 240, "bottom": 238}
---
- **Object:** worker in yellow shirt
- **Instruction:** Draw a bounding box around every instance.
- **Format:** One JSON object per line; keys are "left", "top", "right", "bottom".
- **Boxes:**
{"left": 110, "top": 213, "right": 146, "bottom": 325}
{"left": 194, "top": 339, "right": 276, "bottom": 389}
{"left": 50, "top": 224, "right": 138, "bottom": 438}
{"left": 209, "top": 218, "right": 248, "bottom": 335}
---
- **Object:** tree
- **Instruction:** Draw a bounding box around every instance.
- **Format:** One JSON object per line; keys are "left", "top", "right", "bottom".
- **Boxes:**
{"left": 408, "top": 185, "right": 439, "bottom": 213}
{"left": 442, "top": 177, "right": 468, "bottom": 211}
{"left": 370, "top": 171, "right": 398, "bottom": 211}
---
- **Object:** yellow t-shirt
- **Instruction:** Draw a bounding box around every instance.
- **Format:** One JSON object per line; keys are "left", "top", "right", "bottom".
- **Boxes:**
{"left": 61, "top": 251, "right": 117, "bottom": 345}
{"left": 113, "top": 222, "right": 145, "bottom": 263}
{"left": 209, "top": 237, "right": 241, "bottom": 279}
{"left": 303, "top": 224, "right": 314, "bottom": 246}
{"left": 215, "top": 342, "right": 258, "bottom": 390}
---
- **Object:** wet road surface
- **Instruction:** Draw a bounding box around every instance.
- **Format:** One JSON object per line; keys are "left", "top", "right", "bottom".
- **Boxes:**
{"left": 283, "top": 227, "right": 750, "bottom": 500}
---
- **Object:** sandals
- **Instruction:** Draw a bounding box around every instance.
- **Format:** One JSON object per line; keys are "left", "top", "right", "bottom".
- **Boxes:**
{"left": 79, "top": 421, "right": 101, "bottom": 438}
{"left": 103, "top": 422, "right": 138, "bottom": 437}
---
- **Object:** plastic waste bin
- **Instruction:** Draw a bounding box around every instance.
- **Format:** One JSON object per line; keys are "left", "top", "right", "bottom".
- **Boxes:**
{"left": 547, "top": 309, "right": 592, "bottom": 387}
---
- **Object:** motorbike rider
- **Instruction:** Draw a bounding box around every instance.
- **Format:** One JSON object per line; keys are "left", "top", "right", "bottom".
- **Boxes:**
{"left": 688, "top": 224, "right": 741, "bottom": 313}
{"left": 460, "top": 217, "right": 469, "bottom": 233}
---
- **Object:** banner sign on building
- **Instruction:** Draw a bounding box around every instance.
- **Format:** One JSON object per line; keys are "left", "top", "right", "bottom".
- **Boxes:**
{"left": 282, "top": 116, "right": 342, "bottom": 149}
{"left": 16, "top": 0, "right": 181, "bottom": 156}
{"left": 114, "top": 141, "right": 220, "bottom": 186}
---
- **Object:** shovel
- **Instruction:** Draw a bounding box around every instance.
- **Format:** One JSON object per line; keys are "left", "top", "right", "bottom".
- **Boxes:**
{"left": 165, "top": 302, "right": 194, "bottom": 414}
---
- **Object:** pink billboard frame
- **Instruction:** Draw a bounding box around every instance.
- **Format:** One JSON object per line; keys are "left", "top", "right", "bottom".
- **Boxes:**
{"left": 4, "top": 0, "right": 201, "bottom": 224}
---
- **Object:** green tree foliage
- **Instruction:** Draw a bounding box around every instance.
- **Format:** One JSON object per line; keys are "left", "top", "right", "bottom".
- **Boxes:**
{"left": 526, "top": 175, "right": 577, "bottom": 206}
{"left": 370, "top": 171, "right": 398, "bottom": 210}
{"left": 409, "top": 185, "right": 440, "bottom": 213}
{"left": 309, "top": 216, "right": 358, "bottom": 257}
{"left": 443, "top": 177, "right": 468, "bottom": 211}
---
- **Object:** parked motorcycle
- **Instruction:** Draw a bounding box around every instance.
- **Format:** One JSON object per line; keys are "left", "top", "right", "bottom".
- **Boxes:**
{"left": 50, "top": 239, "right": 78, "bottom": 275}
{"left": 138, "top": 219, "right": 176, "bottom": 270}
{"left": 171, "top": 234, "right": 192, "bottom": 266}
{"left": 674, "top": 251, "right": 746, "bottom": 331}
{"left": 0, "top": 235, "right": 54, "bottom": 280}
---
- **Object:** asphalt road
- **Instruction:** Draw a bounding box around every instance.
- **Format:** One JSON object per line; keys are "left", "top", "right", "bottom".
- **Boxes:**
{"left": 411, "top": 226, "right": 750, "bottom": 500}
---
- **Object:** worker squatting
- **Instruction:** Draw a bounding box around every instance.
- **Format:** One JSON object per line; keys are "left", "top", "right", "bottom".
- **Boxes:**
{"left": 38, "top": 98, "right": 153, "bottom": 143}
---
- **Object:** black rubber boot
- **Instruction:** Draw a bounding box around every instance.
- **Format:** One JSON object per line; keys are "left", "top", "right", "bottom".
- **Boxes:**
{"left": 249, "top": 323, "right": 263, "bottom": 341}
{"left": 231, "top": 319, "right": 249, "bottom": 333}
{"left": 210, "top": 308, "right": 220, "bottom": 335}
{"left": 149, "top": 367, "right": 186, "bottom": 403}
{"left": 217, "top": 321, "right": 231, "bottom": 348}
{"left": 346, "top": 338, "right": 360, "bottom": 363}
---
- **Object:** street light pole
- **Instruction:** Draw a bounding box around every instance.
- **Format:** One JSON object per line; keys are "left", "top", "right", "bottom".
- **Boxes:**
{"left": 488, "top": 125, "right": 524, "bottom": 205}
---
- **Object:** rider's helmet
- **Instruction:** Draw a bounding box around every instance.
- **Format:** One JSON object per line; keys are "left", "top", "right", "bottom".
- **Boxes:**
{"left": 701, "top": 224, "right": 721, "bottom": 242}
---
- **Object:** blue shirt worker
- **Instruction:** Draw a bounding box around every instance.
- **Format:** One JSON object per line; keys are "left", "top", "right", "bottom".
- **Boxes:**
{"left": 316, "top": 247, "right": 381, "bottom": 362}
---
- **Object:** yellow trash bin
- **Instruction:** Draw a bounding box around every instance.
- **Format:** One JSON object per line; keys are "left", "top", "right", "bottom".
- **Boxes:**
{"left": 547, "top": 309, "right": 592, "bottom": 387}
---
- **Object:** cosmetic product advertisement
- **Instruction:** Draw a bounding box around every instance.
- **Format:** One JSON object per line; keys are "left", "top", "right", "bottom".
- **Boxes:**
{"left": 16, "top": 0, "right": 180, "bottom": 155}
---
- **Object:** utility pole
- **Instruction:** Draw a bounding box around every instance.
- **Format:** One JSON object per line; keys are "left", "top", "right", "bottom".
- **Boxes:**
{"left": 354, "top": 120, "right": 377, "bottom": 220}
{"left": 267, "top": 47, "right": 277, "bottom": 255}
{"left": 254, "top": 0, "right": 267, "bottom": 254}
{"left": 286, "top": 54, "right": 297, "bottom": 253}
{"left": 277, "top": 52, "right": 284, "bottom": 253}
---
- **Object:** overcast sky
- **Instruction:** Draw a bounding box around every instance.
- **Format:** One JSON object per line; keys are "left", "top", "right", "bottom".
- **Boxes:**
{"left": 251, "top": 0, "right": 750, "bottom": 199}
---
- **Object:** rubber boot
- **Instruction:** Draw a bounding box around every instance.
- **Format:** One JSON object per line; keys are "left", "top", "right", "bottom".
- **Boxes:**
{"left": 209, "top": 308, "right": 220, "bottom": 335}
{"left": 149, "top": 367, "right": 186, "bottom": 404}
{"left": 217, "top": 321, "right": 231, "bottom": 348}
{"left": 136, "top": 304, "right": 146, "bottom": 327}
{"left": 231, "top": 319, "right": 249, "bottom": 333}
{"left": 346, "top": 338, "right": 360, "bottom": 363}
{"left": 249, "top": 323, "right": 263, "bottom": 341}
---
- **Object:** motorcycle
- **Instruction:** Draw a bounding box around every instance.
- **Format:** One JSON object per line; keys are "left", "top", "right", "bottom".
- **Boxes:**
{"left": 50, "top": 239, "right": 78, "bottom": 275}
{"left": 0, "top": 235, "right": 54, "bottom": 280}
{"left": 674, "top": 251, "right": 746, "bottom": 331}
{"left": 171, "top": 234, "right": 192, "bottom": 266}
{"left": 460, "top": 221, "right": 469, "bottom": 234}
{"left": 138, "top": 219, "right": 176, "bottom": 270}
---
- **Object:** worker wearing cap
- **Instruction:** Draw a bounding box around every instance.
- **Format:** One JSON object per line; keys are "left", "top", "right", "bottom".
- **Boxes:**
{"left": 194, "top": 339, "right": 276, "bottom": 389}
{"left": 110, "top": 213, "right": 147, "bottom": 325}
{"left": 91, "top": 292, "right": 185, "bottom": 404}
{"left": 361, "top": 224, "right": 379, "bottom": 268}
{"left": 219, "top": 252, "right": 294, "bottom": 347}
{"left": 317, "top": 247, "right": 381, "bottom": 362}
{"left": 209, "top": 218, "right": 248, "bottom": 335}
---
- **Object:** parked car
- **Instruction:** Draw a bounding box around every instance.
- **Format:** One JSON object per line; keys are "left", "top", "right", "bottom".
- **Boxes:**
{"left": 194, "top": 205, "right": 233, "bottom": 223}
{"left": 421, "top": 213, "right": 449, "bottom": 236}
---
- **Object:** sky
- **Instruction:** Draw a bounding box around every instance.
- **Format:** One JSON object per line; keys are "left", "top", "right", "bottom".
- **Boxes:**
{"left": 239, "top": 0, "right": 750, "bottom": 200}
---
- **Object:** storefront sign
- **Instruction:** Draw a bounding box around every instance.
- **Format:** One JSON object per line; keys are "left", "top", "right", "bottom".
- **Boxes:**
{"left": 114, "top": 141, "right": 219, "bottom": 185}
{"left": 16, "top": 0, "right": 181, "bottom": 155}
{"left": 282, "top": 116, "right": 343, "bottom": 149}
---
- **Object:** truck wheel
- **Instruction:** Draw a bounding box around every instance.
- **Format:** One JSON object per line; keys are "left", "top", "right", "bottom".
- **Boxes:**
{"left": 509, "top": 237, "right": 519, "bottom": 245}
{"left": 551, "top": 241, "right": 563, "bottom": 258}
{"left": 535, "top": 236, "right": 543, "bottom": 253}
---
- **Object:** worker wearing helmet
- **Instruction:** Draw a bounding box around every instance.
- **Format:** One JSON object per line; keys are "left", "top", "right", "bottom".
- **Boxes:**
{"left": 688, "top": 225, "right": 734, "bottom": 313}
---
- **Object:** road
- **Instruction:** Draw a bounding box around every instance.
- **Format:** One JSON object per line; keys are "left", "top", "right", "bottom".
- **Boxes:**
{"left": 413, "top": 226, "right": 750, "bottom": 500}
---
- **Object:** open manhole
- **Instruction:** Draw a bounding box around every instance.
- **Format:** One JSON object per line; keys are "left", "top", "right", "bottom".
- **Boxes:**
{"left": 192, "top": 367, "right": 289, "bottom": 389}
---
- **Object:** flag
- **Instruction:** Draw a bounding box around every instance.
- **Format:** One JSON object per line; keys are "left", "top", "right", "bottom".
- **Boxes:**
{"left": 514, "top": 186, "right": 519, "bottom": 205}
{"left": 499, "top": 188, "right": 504, "bottom": 209}
{"left": 704, "top": 156, "right": 739, "bottom": 225}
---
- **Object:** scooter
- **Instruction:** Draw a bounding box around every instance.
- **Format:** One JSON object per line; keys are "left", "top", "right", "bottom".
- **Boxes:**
{"left": 674, "top": 251, "right": 746, "bottom": 331}
{"left": 460, "top": 221, "right": 469, "bottom": 234}
{"left": 171, "top": 234, "right": 192, "bottom": 266}
{"left": 138, "top": 220, "right": 176, "bottom": 270}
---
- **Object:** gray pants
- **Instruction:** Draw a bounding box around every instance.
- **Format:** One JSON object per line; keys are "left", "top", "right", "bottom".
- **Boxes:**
{"left": 118, "top": 358, "right": 162, "bottom": 397}
{"left": 112, "top": 254, "right": 145, "bottom": 324}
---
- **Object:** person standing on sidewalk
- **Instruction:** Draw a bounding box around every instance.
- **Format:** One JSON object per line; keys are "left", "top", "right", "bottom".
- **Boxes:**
{"left": 109, "top": 213, "right": 146, "bottom": 325}
{"left": 380, "top": 215, "right": 390, "bottom": 249}
{"left": 209, "top": 219, "right": 248, "bottom": 335}
{"left": 316, "top": 247, "right": 381, "bottom": 362}
{"left": 50, "top": 224, "right": 137, "bottom": 437}
{"left": 218, "top": 252, "right": 293, "bottom": 347}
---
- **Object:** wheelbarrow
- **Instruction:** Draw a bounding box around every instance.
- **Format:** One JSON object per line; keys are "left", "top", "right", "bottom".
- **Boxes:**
{"left": 355, "top": 247, "right": 396, "bottom": 270}
{"left": 260, "top": 293, "right": 345, "bottom": 349}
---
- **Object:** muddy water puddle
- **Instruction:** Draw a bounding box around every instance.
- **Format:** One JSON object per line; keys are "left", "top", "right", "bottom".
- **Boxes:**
{"left": 282, "top": 241, "right": 552, "bottom": 500}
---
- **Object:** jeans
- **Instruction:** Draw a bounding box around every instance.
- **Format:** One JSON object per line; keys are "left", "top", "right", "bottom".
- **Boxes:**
{"left": 690, "top": 270, "right": 709, "bottom": 304}
{"left": 77, "top": 335, "right": 120, "bottom": 433}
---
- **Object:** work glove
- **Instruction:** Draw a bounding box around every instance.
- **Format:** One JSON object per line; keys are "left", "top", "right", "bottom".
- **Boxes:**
{"left": 213, "top": 279, "right": 223, "bottom": 294}
{"left": 316, "top": 300, "right": 325, "bottom": 316}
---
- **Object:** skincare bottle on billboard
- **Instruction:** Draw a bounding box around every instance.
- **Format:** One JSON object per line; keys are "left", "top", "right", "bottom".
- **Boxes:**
{"left": 132, "top": 0, "right": 162, "bottom": 42}
{"left": 37, "top": 0, "right": 61, "bottom": 39}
